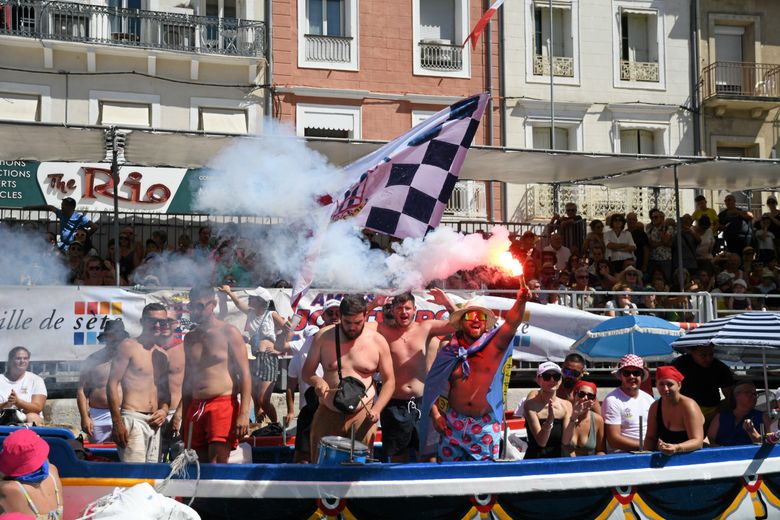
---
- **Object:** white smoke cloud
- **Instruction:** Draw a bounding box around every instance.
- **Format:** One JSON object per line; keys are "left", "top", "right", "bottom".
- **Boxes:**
{"left": 0, "top": 225, "right": 69, "bottom": 285}
{"left": 190, "top": 120, "right": 512, "bottom": 292}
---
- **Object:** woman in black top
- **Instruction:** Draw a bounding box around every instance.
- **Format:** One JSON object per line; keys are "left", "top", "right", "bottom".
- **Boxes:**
{"left": 643, "top": 366, "right": 704, "bottom": 455}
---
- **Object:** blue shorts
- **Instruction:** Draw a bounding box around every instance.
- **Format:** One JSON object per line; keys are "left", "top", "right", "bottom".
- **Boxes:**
{"left": 438, "top": 407, "right": 501, "bottom": 462}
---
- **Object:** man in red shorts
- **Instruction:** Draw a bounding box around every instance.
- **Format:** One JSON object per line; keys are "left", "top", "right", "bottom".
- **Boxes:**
{"left": 181, "top": 286, "right": 251, "bottom": 463}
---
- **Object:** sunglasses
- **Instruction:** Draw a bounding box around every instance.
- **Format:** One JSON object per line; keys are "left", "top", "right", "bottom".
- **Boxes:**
{"left": 562, "top": 368, "right": 582, "bottom": 378}
{"left": 576, "top": 391, "right": 596, "bottom": 400}
{"left": 540, "top": 372, "right": 562, "bottom": 381}
{"left": 621, "top": 369, "right": 643, "bottom": 378}
{"left": 143, "top": 317, "right": 172, "bottom": 328}
{"left": 462, "top": 311, "right": 487, "bottom": 322}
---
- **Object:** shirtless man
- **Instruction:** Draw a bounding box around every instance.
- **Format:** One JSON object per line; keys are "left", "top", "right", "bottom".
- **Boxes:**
{"left": 77, "top": 319, "right": 129, "bottom": 443}
{"left": 181, "top": 286, "right": 251, "bottom": 463}
{"left": 159, "top": 308, "right": 185, "bottom": 461}
{"left": 303, "top": 295, "right": 395, "bottom": 462}
{"left": 107, "top": 303, "right": 171, "bottom": 463}
{"left": 421, "top": 288, "right": 531, "bottom": 461}
{"left": 373, "top": 289, "right": 455, "bottom": 462}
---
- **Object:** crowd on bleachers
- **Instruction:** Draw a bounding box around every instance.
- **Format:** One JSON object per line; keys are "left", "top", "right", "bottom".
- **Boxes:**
{"left": 7, "top": 194, "right": 780, "bottom": 318}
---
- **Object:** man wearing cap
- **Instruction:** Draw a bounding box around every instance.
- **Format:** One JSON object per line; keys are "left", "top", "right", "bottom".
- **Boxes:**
{"left": 219, "top": 285, "right": 288, "bottom": 427}
{"left": 672, "top": 344, "right": 734, "bottom": 425}
{"left": 643, "top": 366, "right": 704, "bottom": 455}
{"left": 303, "top": 295, "right": 395, "bottom": 462}
{"left": 602, "top": 354, "right": 655, "bottom": 453}
{"left": 77, "top": 319, "right": 129, "bottom": 443}
{"left": 107, "top": 303, "right": 171, "bottom": 463}
{"left": 420, "top": 287, "right": 532, "bottom": 461}
{"left": 0, "top": 429, "right": 63, "bottom": 518}
{"left": 286, "top": 300, "right": 340, "bottom": 463}
{"left": 372, "top": 289, "right": 456, "bottom": 462}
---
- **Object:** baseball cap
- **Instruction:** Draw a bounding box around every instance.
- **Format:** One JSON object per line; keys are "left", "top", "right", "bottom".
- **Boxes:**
{"left": 536, "top": 361, "right": 562, "bottom": 376}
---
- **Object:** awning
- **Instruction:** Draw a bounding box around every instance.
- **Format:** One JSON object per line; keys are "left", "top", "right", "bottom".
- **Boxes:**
{"left": 1, "top": 121, "right": 779, "bottom": 191}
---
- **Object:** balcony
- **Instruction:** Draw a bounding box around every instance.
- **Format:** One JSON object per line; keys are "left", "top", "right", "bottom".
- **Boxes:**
{"left": 533, "top": 55, "right": 574, "bottom": 77}
{"left": 419, "top": 40, "right": 463, "bottom": 72}
{"left": 0, "top": 0, "right": 265, "bottom": 57}
{"left": 620, "top": 60, "right": 659, "bottom": 82}
{"left": 443, "top": 181, "right": 487, "bottom": 221}
{"left": 701, "top": 61, "right": 780, "bottom": 112}
{"left": 304, "top": 34, "right": 352, "bottom": 63}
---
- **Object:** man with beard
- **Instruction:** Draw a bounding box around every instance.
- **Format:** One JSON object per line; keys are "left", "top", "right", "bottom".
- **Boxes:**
{"left": 77, "top": 319, "right": 129, "bottom": 443}
{"left": 420, "top": 287, "right": 532, "bottom": 461}
{"left": 303, "top": 295, "right": 395, "bottom": 462}
{"left": 373, "top": 290, "right": 455, "bottom": 462}
{"left": 107, "top": 303, "right": 171, "bottom": 462}
{"left": 181, "top": 286, "right": 251, "bottom": 463}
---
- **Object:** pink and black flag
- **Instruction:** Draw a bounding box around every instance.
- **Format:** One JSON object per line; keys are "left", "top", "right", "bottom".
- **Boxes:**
{"left": 463, "top": 0, "right": 504, "bottom": 50}
{"left": 331, "top": 92, "right": 489, "bottom": 239}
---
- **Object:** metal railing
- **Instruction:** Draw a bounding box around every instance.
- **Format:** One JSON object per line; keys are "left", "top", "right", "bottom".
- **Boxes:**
{"left": 303, "top": 33, "right": 352, "bottom": 63}
{"left": 533, "top": 55, "right": 574, "bottom": 77}
{"left": 419, "top": 40, "right": 463, "bottom": 72}
{"left": 444, "top": 181, "right": 486, "bottom": 220}
{"left": 620, "top": 60, "right": 659, "bottom": 82}
{"left": 0, "top": 0, "right": 265, "bottom": 57}
{"left": 701, "top": 61, "right": 780, "bottom": 101}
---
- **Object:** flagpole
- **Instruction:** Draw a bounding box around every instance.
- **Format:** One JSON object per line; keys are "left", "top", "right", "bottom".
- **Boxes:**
{"left": 549, "top": 0, "right": 555, "bottom": 151}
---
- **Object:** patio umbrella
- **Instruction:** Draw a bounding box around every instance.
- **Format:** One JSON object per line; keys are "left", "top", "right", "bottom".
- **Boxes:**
{"left": 572, "top": 314, "right": 684, "bottom": 361}
{"left": 671, "top": 311, "right": 780, "bottom": 412}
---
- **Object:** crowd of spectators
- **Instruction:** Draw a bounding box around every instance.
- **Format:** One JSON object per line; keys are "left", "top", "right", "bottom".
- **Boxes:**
{"left": 7, "top": 193, "right": 780, "bottom": 319}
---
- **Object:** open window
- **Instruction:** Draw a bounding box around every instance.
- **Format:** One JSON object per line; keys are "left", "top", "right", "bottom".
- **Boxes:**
{"left": 412, "top": 0, "right": 469, "bottom": 78}
{"left": 618, "top": 7, "right": 660, "bottom": 83}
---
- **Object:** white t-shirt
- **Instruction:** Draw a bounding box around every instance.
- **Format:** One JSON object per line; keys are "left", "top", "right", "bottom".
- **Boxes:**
{"left": 603, "top": 229, "right": 636, "bottom": 262}
{"left": 0, "top": 372, "right": 47, "bottom": 414}
{"left": 287, "top": 336, "right": 323, "bottom": 411}
{"left": 602, "top": 386, "right": 654, "bottom": 453}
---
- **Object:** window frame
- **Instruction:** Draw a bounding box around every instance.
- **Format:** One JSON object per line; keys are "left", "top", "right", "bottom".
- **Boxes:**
{"left": 0, "top": 82, "right": 51, "bottom": 123}
{"left": 612, "top": 1, "right": 666, "bottom": 90}
{"left": 297, "top": 0, "right": 359, "bottom": 71}
{"left": 412, "top": 0, "right": 470, "bottom": 79}
{"left": 189, "top": 97, "right": 257, "bottom": 134}
{"left": 524, "top": 0, "right": 580, "bottom": 86}
{"left": 296, "top": 103, "right": 362, "bottom": 139}
{"left": 89, "top": 90, "right": 160, "bottom": 128}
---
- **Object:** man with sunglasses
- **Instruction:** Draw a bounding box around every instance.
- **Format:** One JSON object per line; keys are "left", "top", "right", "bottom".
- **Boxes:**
{"left": 372, "top": 289, "right": 456, "bottom": 462}
{"left": 421, "top": 287, "right": 532, "bottom": 462}
{"left": 107, "top": 303, "right": 172, "bottom": 462}
{"left": 180, "top": 286, "right": 252, "bottom": 463}
{"left": 602, "top": 354, "right": 655, "bottom": 453}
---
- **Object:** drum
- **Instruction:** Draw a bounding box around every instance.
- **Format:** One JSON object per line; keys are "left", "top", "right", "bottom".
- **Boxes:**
{"left": 317, "top": 436, "right": 369, "bottom": 465}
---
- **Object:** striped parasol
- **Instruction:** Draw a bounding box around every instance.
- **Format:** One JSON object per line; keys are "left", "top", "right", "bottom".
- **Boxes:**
{"left": 671, "top": 311, "right": 780, "bottom": 364}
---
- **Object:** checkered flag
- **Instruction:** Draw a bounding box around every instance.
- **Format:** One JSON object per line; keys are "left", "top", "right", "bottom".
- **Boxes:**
{"left": 332, "top": 93, "right": 489, "bottom": 239}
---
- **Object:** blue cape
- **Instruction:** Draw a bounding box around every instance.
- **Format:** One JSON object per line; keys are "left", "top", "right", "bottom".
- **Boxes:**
{"left": 419, "top": 326, "right": 511, "bottom": 453}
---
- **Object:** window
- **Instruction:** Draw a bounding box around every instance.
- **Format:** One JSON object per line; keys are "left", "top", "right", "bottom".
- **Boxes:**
{"left": 413, "top": 0, "right": 469, "bottom": 78}
{"left": 198, "top": 107, "right": 247, "bottom": 134}
{"left": 532, "top": 126, "right": 570, "bottom": 150}
{"left": 618, "top": 9, "right": 659, "bottom": 83}
{"left": 108, "top": 0, "right": 141, "bottom": 41}
{"left": 99, "top": 101, "right": 151, "bottom": 127}
{"left": 525, "top": 0, "right": 579, "bottom": 85}
{"left": 296, "top": 103, "right": 361, "bottom": 139}
{"left": 52, "top": 13, "right": 89, "bottom": 39}
{"left": 298, "top": 0, "right": 357, "bottom": 70}
{"left": 620, "top": 129, "right": 654, "bottom": 154}
{"left": 0, "top": 93, "right": 40, "bottom": 122}
{"left": 532, "top": 4, "right": 572, "bottom": 77}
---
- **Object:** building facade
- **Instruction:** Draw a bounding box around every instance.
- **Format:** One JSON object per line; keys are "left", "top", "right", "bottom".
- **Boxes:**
{"left": 0, "top": 0, "right": 267, "bottom": 134}
{"left": 502, "top": 0, "right": 696, "bottom": 223}
{"left": 270, "top": 0, "right": 503, "bottom": 221}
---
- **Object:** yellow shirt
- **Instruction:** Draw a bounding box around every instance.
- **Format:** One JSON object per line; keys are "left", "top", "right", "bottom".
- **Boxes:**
{"left": 692, "top": 208, "right": 719, "bottom": 230}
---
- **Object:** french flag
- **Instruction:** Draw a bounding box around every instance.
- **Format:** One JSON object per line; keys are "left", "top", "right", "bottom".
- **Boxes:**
{"left": 463, "top": 0, "right": 504, "bottom": 50}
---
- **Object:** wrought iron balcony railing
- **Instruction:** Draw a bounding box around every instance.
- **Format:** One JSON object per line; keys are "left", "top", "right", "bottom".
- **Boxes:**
{"left": 0, "top": 0, "right": 265, "bottom": 57}
{"left": 444, "top": 181, "right": 486, "bottom": 220}
{"left": 303, "top": 34, "right": 352, "bottom": 63}
{"left": 701, "top": 61, "right": 780, "bottom": 101}
{"left": 419, "top": 40, "right": 463, "bottom": 72}
{"left": 533, "top": 55, "right": 574, "bottom": 77}
{"left": 620, "top": 60, "right": 659, "bottom": 82}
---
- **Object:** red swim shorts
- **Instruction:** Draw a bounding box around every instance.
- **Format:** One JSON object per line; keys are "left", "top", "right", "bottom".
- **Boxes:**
{"left": 183, "top": 394, "right": 239, "bottom": 451}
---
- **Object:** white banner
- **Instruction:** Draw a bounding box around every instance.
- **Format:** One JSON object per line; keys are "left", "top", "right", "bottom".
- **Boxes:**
{"left": 3, "top": 287, "right": 607, "bottom": 363}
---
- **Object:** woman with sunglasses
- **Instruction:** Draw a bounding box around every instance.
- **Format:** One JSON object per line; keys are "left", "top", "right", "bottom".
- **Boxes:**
{"left": 523, "top": 362, "right": 580, "bottom": 459}
{"left": 567, "top": 380, "right": 605, "bottom": 456}
{"left": 643, "top": 366, "right": 704, "bottom": 455}
{"left": 706, "top": 382, "right": 770, "bottom": 447}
